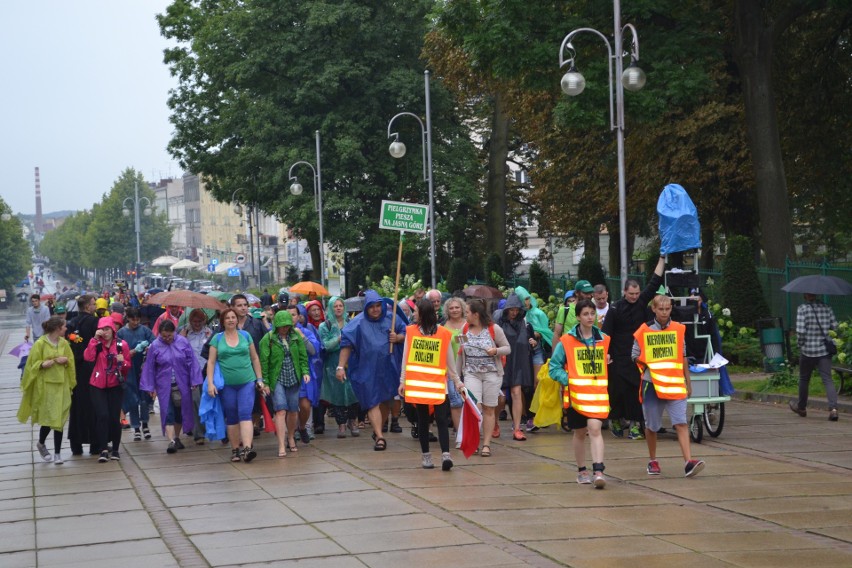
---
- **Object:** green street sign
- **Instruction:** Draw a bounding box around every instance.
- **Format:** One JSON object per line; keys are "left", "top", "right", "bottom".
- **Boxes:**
{"left": 379, "top": 200, "right": 428, "bottom": 233}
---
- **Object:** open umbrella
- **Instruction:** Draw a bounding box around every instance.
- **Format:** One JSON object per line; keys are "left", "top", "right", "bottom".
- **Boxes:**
{"left": 344, "top": 296, "right": 365, "bottom": 313}
{"left": 8, "top": 342, "right": 32, "bottom": 358}
{"left": 146, "top": 290, "right": 228, "bottom": 311}
{"left": 57, "top": 290, "right": 79, "bottom": 301}
{"left": 151, "top": 255, "right": 181, "bottom": 267}
{"left": 462, "top": 285, "right": 504, "bottom": 299}
{"left": 170, "top": 258, "right": 201, "bottom": 270}
{"left": 243, "top": 293, "right": 261, "bottom": 306}
{"left": 289, "top": 281, "right": 330, "bottom": 296}
{"left": 206, "top": 291, "right": 232, "bottom": 302}
{"left": 146, "top": 288, "right": 164, "bottom": 295}
{"left": 40, "top": 293, "right": 55, "bottom": 301}
{"left": 781, "top": 275, "right": 852, "bottom": 296}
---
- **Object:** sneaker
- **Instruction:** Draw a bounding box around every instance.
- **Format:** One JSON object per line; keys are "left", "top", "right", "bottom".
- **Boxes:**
{"left": 110, "top": 451, "right": 121, "bottom": 461}
{"left": 512, "top": 429, "right": 527, "bottom": 441}
{"left": 593, "top": 471, "right": 606, "bottom": 489}
{"left": 829, "top": 409, "right": 839, "bottom": 422}
{"left": 526, "top": 420, "right": 540, "bottom": 433}
{"left": 306, "top": 423, "right": 315, "bottom": 440}
{"left": 647, "top": 460, "right": 661, "bottom": 475}
{"left": 53, "top": 453, "right": 64, "bottom": 465}
{"left": 577, "top": 470, "right": 592, "bottom": 484}
{"left": 36, "top": 442, "right": 53, "bottom": 462}
{"left": 174, "top": 438, "right": 185, "bottom": 450}
{"left": 422, "top": 453, "right": 434, "bottom": 469}
{"left": 299, "top": 429, "right": 311, "bottom": 444}
{"left": 492, "top": 424, "right": 501, "bottom": 439}
{"left": 142, "top": 424, "right": 152, "bottom": 440}
{"left": 121, "top": 418, "right": 131, "bottom": 429}
{"left": 410, "top": 426, "right": 419, "bottom": 439}
{"left": 499, "top": 410, "right": 508, "bottom": 421}
{"left": 167, "top": 441, "right": 177, "bottom": 454}
{"left": 133, "top": 429, "right": 142, "bottom": 442}
{"left": 684, "top": 459, "right": 705, "bottom": 478}
{"left": 628, "top": 425, "right": 645, "bottom": 440}
{"left": 455, "top": 441, "right": 462, "bottom": 449}
{"left": 390, "top": 418, "right": 403, "bottom": 433}
{"left": 98, "top": 450, "right": 110, "bottom": 463}
{"left": 442, "top": 453, "right": 453, "bottom": 471}
{"left": 610, "top": 420, "right": 624, "bottom": 438}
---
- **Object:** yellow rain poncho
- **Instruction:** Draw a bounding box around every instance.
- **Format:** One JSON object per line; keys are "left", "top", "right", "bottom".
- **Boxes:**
{"left": 530, "top": 359, "right": 563, "bottom": 427}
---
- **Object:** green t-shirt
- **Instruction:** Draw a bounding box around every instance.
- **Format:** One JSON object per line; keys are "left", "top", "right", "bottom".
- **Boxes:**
{"left": 214, "top": 331, "right": 255, "bottom": 386}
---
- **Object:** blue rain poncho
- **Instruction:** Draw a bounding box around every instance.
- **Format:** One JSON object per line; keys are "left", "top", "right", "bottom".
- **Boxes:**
{"left": 340, "top": 290, "right": 407, "bottom": 410}
{"left": 658, "top": 184, "right": 701, "bottom": 254}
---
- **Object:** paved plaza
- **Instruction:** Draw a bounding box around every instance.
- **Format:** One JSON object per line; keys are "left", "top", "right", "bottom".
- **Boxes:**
{"left": 1, "top": 327, "right": 851, "bottom": 567}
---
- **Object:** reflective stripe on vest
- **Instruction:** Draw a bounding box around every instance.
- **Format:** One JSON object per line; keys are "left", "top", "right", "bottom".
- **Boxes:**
{"left": 560, "top": 333, "right": 610, "bottom": 419}
{"left": 634, "top": 322, "right": 688, "bottom": 400}
{"left": 403, "top": 325, "right": 451, "bottom": 405}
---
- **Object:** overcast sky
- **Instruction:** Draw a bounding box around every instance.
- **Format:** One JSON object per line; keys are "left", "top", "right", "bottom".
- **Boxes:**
{"left": 0, "top": 1, "right": 179, "bottom": 215}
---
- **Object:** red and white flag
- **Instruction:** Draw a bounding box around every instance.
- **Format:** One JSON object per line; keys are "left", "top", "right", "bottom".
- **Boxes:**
{"left": 456, "top": 389, "right": 482, "bottom": 458}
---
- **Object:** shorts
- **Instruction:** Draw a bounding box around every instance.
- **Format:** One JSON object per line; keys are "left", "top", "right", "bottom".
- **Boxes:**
{"left": 272, "top": 381, "right": 300, "bottom": 413}
{"left": 532, "top": 345, "right": 544, "bottom": 366}
{"left": 164, "top": 393, "right": 183, "bottom": 425}
{"left": 221, "top": 381, "right": 256, "bottom": 426}
{"left": 447, "top": 378, "right": 463, "bottom": 408}
{"left": 463, "top": 370, "right": 502, "bottom": 407}
{"left": 564, "top": 406, "right": 603, "bottom": 430}
{"left": 641, "top": 382, "right": 687, "bottom": 432}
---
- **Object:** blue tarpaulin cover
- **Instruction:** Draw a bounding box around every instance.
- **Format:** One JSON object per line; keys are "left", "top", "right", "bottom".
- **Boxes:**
{"left": 658, "top": 184, "right": 701, "bottom": 254}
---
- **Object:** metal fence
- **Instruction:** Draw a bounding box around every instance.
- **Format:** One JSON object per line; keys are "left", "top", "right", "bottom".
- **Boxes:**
{"left": 509, "top": 260, "right": 852, "bottom": 326}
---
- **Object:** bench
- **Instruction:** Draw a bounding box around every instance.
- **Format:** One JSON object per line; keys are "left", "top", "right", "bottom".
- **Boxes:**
{"left": 833, "top": 366, "right": 852, "bottom": 395}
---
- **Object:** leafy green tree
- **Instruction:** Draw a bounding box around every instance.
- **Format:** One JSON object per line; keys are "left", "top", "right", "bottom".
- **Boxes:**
{"left": 577, "top": 255, "right": 606, "bottom": 286}
{"left": 720, "top": 236, "right": 770, "bottom": 327}
{"left": 528, "top": 260, "right": 550, "bottom": 299}
{"left": 0, "top": 199, "right": 31, "bottom": 292}
{"left": 158, "top": 0, "right": 480, "bottom": 281}
{"left": 485, "top": 253, "right": 503, "bottom": 287}
{"left": 446, "top": 258, "right": 467, "bottom": 293}
{"left": 40, "top": 210, "right": 94, "bottom": 279}
{"left": 82, "top": 169, "right": 173, "bottom": 270}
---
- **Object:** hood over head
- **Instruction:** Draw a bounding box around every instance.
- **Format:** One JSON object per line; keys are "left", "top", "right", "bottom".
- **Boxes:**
{"left": 273, "top": 310, "right": 294, "bottom": 329}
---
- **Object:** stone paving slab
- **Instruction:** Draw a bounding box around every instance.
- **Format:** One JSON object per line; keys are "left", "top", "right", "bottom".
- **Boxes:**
{"left": 2, "top": 323, "right": 852, "bottom": 567}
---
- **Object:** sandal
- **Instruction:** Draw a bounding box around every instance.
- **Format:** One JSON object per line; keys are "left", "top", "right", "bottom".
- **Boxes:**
{"left": 288, "top": 444, "right": 298, "bottom": 452}
{"left": 230, "top": 448, "right": 241, "bottom": 462}
{"left": 242, "top": 446, "right": 257, "bottom": 463}
{"left": 278, "top": 450, "right": 287, "bottom": 458}
{"left": 374, "top": 437, "right": 387, "bottom": 451}
{"left": 480, "top": 445, "right": 492, "bottom": 457}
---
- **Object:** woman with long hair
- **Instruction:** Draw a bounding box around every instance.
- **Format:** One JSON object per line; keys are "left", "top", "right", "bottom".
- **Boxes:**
{"left": 457, "top": 300, "right": 511, "bottom": 457}
{"left": 399, "top": 298, "right": 464, "bottom": 470}
{"left": 319, "top": 296, "right": 359, "bottom": 437}
{"left": 442, "top": 296, "right": 468, "bottom": 439}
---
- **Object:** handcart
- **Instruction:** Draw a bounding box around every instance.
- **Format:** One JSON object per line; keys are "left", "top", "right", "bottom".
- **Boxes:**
{"left": 664, "top": 256, "right": 731, "bottom": 443}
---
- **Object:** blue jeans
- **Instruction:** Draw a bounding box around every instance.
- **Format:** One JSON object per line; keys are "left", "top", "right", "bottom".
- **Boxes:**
{"left": 123, "top": 373, "right": 152, "bottom": 428}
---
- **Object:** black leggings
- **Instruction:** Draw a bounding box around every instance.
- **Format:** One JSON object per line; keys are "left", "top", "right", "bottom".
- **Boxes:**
{"left": 39, "top": 426, "right": 63, "bottom": 453}
{"left": 416, "top": 399, "right": 450, "bottom": 454}
{"left": 90, "top": 386, "right": 124, "bottom": 454}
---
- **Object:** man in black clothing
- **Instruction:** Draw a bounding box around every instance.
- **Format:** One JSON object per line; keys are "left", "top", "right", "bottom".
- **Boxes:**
{"left": 67, "top": 295, "right": 100, "bottom": 455}
{"left": 601, "top": 257, "right": 666, "bottom": 439}
{"left": 259, "top": 289, "right": 273, "bottom": 308}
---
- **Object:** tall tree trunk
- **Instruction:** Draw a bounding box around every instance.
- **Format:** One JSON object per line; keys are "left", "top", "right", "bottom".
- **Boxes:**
{"left": 583, "top": 228, "right": 601, "bottom": 262}
{"left": 700, "top": 226, "right": 715, "bottom": 271}
{"left": 486, "top": 92, "right": 510, "bottom": 272}
{"left": 734, "top": 0, "right": 797, "bottom": 268}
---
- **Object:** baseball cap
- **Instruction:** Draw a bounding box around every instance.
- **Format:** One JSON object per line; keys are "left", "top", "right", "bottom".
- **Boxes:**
{"left": 574, "top": 280, "right": 594, "bottom": 293}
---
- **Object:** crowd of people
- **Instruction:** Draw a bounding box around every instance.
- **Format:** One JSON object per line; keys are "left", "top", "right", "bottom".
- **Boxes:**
{"left": 22, "top": 254, "right": 795, "bottom": 489}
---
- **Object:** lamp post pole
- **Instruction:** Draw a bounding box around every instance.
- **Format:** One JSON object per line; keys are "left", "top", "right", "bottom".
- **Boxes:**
{"left": 558, "top": 0, "right": 645, "bottom": 289}
{"left": 387, "top": 70, "right": 437, "bottom": 290}
{"left": 122, "top": 181, "right": 152, "bottom": 294}
{"left": 232, "top": 188, "right": 255, "bottom": 285}
{"left": 288, "top": 131, "right": 326, "bottom": 289}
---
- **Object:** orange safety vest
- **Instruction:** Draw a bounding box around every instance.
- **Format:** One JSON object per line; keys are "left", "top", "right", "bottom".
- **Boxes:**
{"left": 402, "top": 325, "right": 451, "bottom": 405}
{"left": 633, "top": 321, "right": 688, "bottom": 400}
{"left": 560, "top": 333, "right": 611, "bottom": 418}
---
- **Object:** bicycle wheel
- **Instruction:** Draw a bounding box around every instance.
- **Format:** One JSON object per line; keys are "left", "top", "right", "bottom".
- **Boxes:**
{"left": 703, "top": 403, "right": 725, "bottom": 437}
{"left": 689, "top": 413, "right": 703, "bottom": 443}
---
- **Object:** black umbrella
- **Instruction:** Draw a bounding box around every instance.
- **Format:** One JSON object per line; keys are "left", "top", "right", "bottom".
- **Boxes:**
{"left": 57, "top": 290, "right": 79, "bottom": 301}
{"left": 344, "top": 296, "right": 365, "bottom": 313}
{"left": 781, "top": 275, "right": 852, "bottom": 295}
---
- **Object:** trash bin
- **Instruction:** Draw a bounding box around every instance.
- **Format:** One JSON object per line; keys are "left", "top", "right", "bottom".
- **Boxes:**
{"left": 757, "top": 318, "right": 785, "bottom": 372}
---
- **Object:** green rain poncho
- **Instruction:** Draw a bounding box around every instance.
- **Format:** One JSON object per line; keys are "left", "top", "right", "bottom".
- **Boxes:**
{"left": 514, "top": 286, "right": 554, "bottom": 348}
{"left": 318, "top": 296, "right": 358, "bottom": 407}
